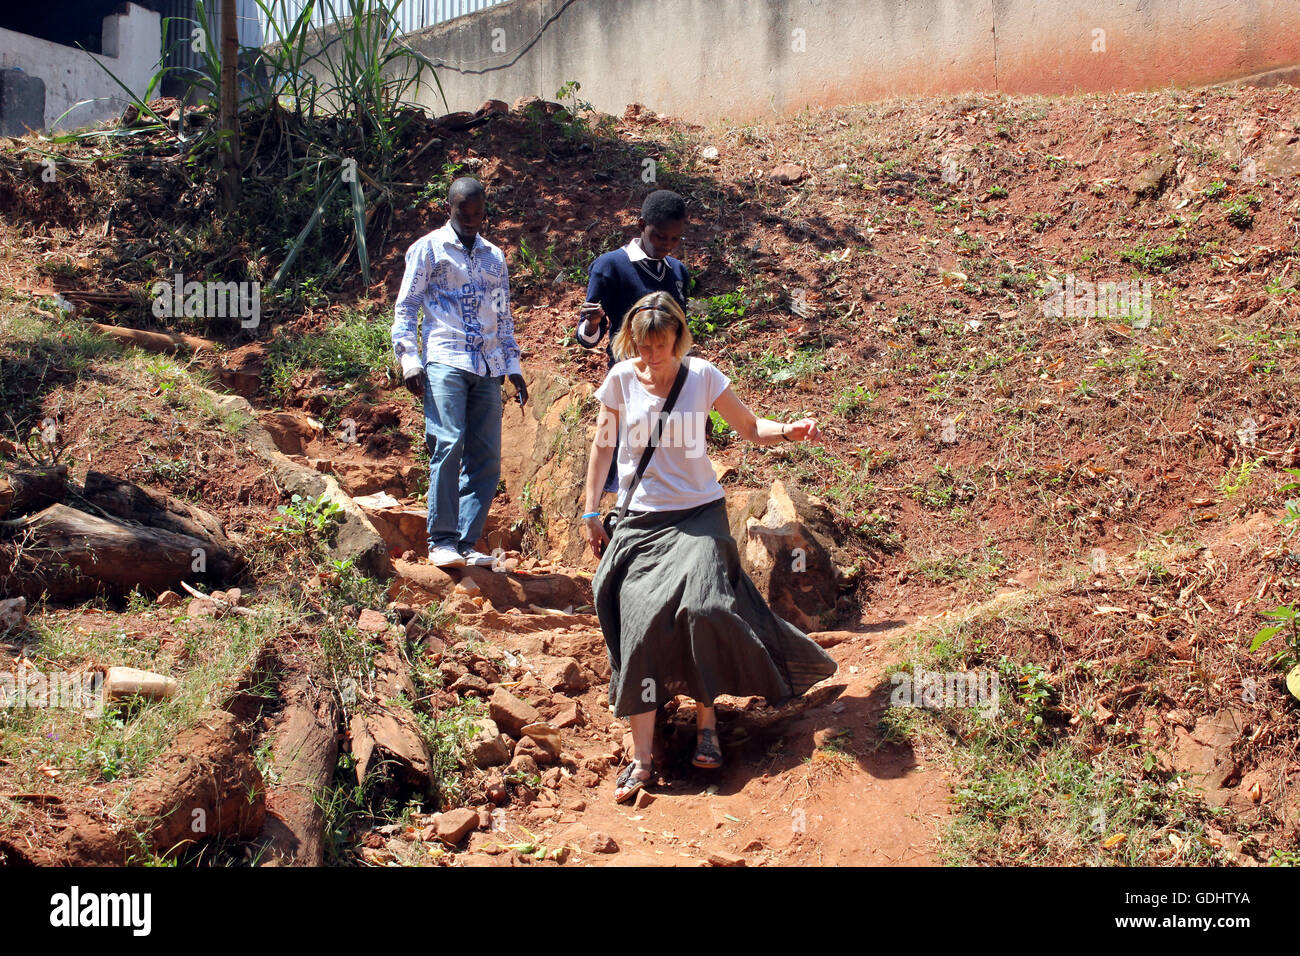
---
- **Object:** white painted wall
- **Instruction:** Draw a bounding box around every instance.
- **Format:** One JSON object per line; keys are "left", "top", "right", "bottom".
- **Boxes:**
{"left": 398, "top": 0, "right": 1300, "bottom": 124}
{"left": 0, "top": 2, "right": 161, "bottom": 132}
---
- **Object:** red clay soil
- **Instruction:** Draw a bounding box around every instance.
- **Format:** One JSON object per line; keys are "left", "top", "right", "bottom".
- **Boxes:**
{"left": 4, "top": 81, "right": 1300, "bottom": 865}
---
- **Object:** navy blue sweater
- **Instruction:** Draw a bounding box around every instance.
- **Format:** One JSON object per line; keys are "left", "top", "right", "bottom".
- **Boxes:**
{"left": 577, "top": 245, "right": 691, "bottom": 364}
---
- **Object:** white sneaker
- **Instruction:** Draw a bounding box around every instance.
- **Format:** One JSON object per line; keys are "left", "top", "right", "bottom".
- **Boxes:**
{"left": 461, "top": 549, "right": 496, "bottom": 568}
{"left": 428, "top": 546, "right": 466, "bottom": 568}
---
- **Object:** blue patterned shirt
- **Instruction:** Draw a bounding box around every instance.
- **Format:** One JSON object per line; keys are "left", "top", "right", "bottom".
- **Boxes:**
{"left": 391, "top": 223, "right": 522, "bottom": 379}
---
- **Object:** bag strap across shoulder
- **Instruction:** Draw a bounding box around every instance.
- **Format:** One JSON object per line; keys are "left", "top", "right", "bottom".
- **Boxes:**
{"left": 614, "top": 359, "right": 690, "bottom": 522}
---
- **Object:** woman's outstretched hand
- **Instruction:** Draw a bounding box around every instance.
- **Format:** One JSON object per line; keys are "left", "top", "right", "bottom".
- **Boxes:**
{"left": 785, "top": 417, "right": 821, "bottom": 443}
{"left": 582, "top": 514, "right": 610, "bottom": 557}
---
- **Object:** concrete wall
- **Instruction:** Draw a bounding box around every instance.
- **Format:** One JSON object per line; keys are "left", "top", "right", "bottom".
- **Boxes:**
{"left": 0, "top": 2, "right": 161, "bottom": 132}
{"left": 402, "top": 0, "right": 1300, "bottom": 122}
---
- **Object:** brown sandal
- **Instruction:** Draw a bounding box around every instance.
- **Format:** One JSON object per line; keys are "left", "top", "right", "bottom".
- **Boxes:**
{"left": 614, "top": 759, "right": 652, "bottom": 803}
{"left": 692, "top": 728, "right": 723, "bottom": 769}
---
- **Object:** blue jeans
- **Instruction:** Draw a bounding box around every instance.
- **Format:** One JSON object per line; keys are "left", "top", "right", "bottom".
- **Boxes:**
{"left": 423, "top": 361, "right": 503, "bottom": 553}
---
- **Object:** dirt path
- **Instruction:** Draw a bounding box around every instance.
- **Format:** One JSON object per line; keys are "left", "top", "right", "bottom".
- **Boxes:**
{"left": 410, "top": 567, "right": 953, "bottom": 867}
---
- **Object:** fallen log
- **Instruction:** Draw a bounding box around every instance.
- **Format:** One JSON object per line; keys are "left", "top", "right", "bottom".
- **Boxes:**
{"left": 0, "top": 465, "right": 68, "bottom": 519}
{"left": 348, "top": 638, "right": 436, "bottom": 800}
{"left": 82, "top": 471, "right": 242, "bottom": 571}
{"left": 257, "top": 674, "right": 339, "bottom": 866}
{"left": 0, "top": 503, "right": 240, "bottom": 602}
{"left": 88, "top": 323, "right": 216, "bottom": 357}
{"left": 0, "top": 709, "right": 265, "bottom": 865}
{"left": 126, "top": 709, "right": 266, "bottom": 859}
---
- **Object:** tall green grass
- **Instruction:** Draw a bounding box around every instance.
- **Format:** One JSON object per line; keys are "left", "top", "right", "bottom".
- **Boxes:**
{"left": 54, "top": 0, "right": 446, "bottom": 296}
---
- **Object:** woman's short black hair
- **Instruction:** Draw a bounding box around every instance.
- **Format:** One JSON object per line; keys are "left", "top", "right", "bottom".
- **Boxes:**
{"left": 641, "top": 189, "right": 686, "bottom": 226}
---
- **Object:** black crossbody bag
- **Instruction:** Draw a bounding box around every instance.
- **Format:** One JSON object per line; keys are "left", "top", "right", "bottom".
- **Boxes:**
{"left": 602, "top": 361, "right": 689, "bottom": 539}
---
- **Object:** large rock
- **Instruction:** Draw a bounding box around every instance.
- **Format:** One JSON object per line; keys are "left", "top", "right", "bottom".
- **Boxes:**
{"left": 540, "top": 657, "right": 589, "bottom": 694}
{"left": 467, "top": 719, "right": 512, "bottom": 768}
{"left": 521, "top": 722, "right": 562, "bottom": 760}
{"left": 544, "top": 629, "right": 609, "bottom": 683}
{"left": 259, "top": 411, "right": 321, "bottom": 457}
{"left": 553, "top": 699, "right": 585, "bottom": 729}
{"left": 215, "top": 393, "right": 391, "bottom": 577}
{"left": 496, "top": 370, "right": 596, "bottom": 566}
{"left": 356, "top": 494, "right": 428, "bottom": 556}
{"left": 388, "top": 559, "right": 590, "bottom": 611}
{"left": 490, "top": 687, "right": 541, "bottom": 738}
{"left": 1171, "top": 708, "right": 1247, "bottom": 805}
{"left": 435, "top": 808, "right": 479, "bottom": 845}
{"left": 513, "top": 733, "right": 556, "bottom": 766}
{"left": 734, "top": 480, "right": 843, "bottom": 631}
{"left": 329, "top": 460, "right": 415, "bottom": 497}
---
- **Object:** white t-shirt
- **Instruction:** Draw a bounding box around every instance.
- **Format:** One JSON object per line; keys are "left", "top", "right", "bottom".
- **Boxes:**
{"left": 594, "top": 355, "right": 731, "bottom": 511}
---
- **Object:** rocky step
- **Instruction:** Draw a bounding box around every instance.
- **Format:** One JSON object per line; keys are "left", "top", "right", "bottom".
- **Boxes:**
{"left": 389, "top": 559, "right": 593, "bottom": 615}
{"left": 365, "top": 590, "right": 878, "bottom": 866}
{"left": 355, "top": 493, "right": 524, "bottom": 558}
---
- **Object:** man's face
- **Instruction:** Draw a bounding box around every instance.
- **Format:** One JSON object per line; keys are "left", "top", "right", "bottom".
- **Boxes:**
{"left": 448, "top": 195, "right": 487, "bottom": 239}
{"left": 638, "top": 217, "right": 684, "bottom": 260}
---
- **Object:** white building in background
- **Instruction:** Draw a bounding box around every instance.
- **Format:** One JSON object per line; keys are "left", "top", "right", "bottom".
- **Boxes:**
{"left": 0, "top": 0, "right": 502, "bottom": 133}
{"left": 0, "top": 2, "right": 162, "bottom": 132}
{"left": 261, "top": 0, "right": 508, "bottom": 37}
{"left": 0, "top": 0, "right": 262, "bottom": 133}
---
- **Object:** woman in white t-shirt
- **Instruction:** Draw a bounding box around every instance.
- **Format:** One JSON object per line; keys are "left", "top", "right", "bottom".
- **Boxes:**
{"left": 582, "top": 292, "right": 838, "bottom": 803}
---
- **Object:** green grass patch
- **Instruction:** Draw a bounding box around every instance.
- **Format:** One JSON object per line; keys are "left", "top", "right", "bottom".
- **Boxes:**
{"left": 883, "top": 587, "right": 1240, "bottom": 865}
{"left": 1, "top": 601, "right": 290, "bottom": 798}
{"left": 1119, "top": 241, "right": 1185, "bottom": 274}
{"left": 266, "top": 307, "right": 393, "bottom": 401}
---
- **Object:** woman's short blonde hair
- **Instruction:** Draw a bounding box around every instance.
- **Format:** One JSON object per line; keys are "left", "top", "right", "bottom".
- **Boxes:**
{"left": 611, "top": 292, "right": 694, "bottom": 361}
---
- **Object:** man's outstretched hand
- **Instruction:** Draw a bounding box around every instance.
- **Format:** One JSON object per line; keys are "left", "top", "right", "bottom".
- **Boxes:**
{"left": 508, "top": 373, "right": 528, "bottom": 409}
{"left": 403, "top": 369, "right": 426, "bottom": 399}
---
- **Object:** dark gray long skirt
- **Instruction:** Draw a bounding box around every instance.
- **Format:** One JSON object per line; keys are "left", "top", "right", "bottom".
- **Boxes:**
{"left": 593, "top": 496, "right": 838, "bottom": 718}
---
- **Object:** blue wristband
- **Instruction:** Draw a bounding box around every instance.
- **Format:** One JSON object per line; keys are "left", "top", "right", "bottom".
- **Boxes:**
{"left": 580, "top": 511, "right": 600, "bottom": 519}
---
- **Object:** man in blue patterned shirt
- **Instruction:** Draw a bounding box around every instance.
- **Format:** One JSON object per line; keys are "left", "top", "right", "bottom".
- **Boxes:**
{"left": 392, "top": 177, "right": 529, "bottom": 568}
